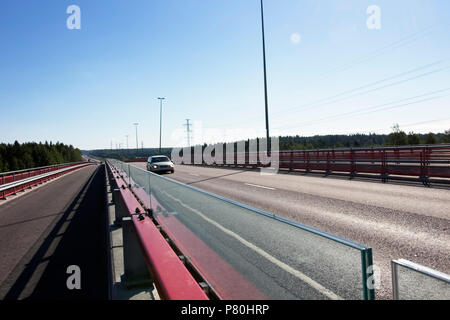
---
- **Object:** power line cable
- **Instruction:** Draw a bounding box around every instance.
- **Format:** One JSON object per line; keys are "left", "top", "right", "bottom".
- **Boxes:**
{"left": 211, "top": 61, "right": 449, "bottom": 128}
{"left": 273, "top": 87, "right": 450, "bottom": 130}
{"left": 271, "top": 60, "right": 447, "bottom": 117}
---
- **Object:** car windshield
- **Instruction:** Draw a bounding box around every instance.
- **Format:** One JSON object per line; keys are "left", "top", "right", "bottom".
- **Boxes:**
{"left": 151, "top": 156, "right": 170, "bottom": 163}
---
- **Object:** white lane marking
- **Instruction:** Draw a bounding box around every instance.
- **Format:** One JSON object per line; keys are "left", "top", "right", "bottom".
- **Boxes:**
{"left": 161, "top": 190, "right": 342, "bottom": 300}
{"left": 245, "top": 183, "right": 276, "bottom": 190}
{"left": 190, "top": 173, "right": 200, "bottom": 177}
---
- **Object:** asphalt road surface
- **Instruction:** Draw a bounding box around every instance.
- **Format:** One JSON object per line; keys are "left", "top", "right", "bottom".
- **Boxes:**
{"left": 133, "top": 162, "right": 450, "bottom": 300}
{"left": 0, "top": 164, "right": 109, "bottom": 300}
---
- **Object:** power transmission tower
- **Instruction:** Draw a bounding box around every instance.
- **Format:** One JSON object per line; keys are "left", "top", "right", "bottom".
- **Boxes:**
{"left": 183, "top": 119, "right": 192, "bottom": 147}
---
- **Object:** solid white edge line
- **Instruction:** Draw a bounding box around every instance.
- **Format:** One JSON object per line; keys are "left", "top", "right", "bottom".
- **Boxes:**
{"left": 161, "top": 190, "right": 343, "bottom": 300}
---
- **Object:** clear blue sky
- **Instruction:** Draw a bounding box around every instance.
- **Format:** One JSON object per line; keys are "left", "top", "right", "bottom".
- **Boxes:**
{"left": 1, "top": 0, "right": 449, "bottom": 150}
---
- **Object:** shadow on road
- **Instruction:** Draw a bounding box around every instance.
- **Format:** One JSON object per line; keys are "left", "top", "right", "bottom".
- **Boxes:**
{"left": 181, "top": 168, "right": 252, "bottom": 186}
{"left": 2, "top": 165, "right": 109, "bottom": 300}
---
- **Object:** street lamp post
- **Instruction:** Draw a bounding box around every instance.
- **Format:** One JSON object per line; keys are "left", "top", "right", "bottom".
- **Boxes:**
{"left": 260, "top": 0, "right": 270, "bottom": 151}
{"left": 133, "top": 123, "right": 139, "bottom": 151}
{"left": 158, "top": 97, "right": 165, "bottom": 153}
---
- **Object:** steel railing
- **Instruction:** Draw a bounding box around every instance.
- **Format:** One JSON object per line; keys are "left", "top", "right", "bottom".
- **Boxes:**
{"left": 181, "top": 144, "right": 450, "bottom": 185}
{"left": 108, "top": 159, "right": 376, "bottom": 300}
{"left": 105, "top": 161, "right": 209, "bottom": 300}
{"left": 392, "top": 259, "right": 450, "bottom": 300}
{"left": 0, "top": 162, "right": 91, "bottom": 199}
{"left": 0, "top": 162, "right": 87, "bottom": 185}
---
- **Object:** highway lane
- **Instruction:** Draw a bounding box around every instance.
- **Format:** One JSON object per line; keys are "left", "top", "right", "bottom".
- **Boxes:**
{"left": 132, "top": 162, "right": 450, "bottom": 300}
{"left": 151, "top": 185, "right": 365, "bottom": 300}
{"left": 0, "top": 164, "right": 109, "bottom": 300}
{"left": 122, "top": 163, "right": 368, "bottom": 299}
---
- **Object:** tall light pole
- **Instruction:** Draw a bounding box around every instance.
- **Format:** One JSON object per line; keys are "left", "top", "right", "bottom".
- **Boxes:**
{"left": 133, "top": 123, "right": 139, "bottom": 150}
{"left": 184, "top": 119, "right": 192, "bottom": 147}
{"left": 260, "top": 0, "right": 270, "bottom": 150}
{"left": 158, "top": 97, "right": 165, "bottom": 153}
{"left": 125, "top": 134, "right": 129, "bottom": 149}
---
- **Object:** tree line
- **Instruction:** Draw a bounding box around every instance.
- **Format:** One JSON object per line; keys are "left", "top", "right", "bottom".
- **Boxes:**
{"left": 86, "top": 128, "right": 450, "bottom": 161}
{"left": 86, "top": 148, "right": 172, "bottom": 162}
{"left": 279, "top": 128, "right": 450, "bottom": 150}
{"left": 0, "top": 141, "right": 83, "bottom": 173}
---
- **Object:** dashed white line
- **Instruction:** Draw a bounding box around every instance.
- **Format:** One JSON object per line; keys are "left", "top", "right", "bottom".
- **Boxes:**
{"left": 245, "top": 183, "right": 276, "bottom": 190}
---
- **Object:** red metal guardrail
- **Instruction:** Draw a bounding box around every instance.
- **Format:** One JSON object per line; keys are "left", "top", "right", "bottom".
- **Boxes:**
{"left": 0, "top": 162, "right": 83, "bottom": 186}
{"left": 106, "top": 161, "right": 209, "bottom": 300}
{"left": 111, "top": 162, "right": 269, "bottom": 299}
{"left": 0, "top": 162, "right": 92, "bottom": 199}
{"left": 124, "top": 158, "right": 147, "bottom": 163}
{"left": 127, "top": 175, "right": 268, "bottom": 299}
{"left": 188, "top": 145, "right": 450, "bottom": 185}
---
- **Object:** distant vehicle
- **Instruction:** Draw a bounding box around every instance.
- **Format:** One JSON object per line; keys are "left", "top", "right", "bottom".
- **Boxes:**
{"left": 146, "top": 155, "right": 175, "bottom": 174}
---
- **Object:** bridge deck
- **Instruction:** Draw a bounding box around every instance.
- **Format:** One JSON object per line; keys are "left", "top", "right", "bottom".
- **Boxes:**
{"left": 131, "top": 163, "right": 450, "bottom": 300}
{"left": 0, "top": 164, "right": 109, "bottom": 300}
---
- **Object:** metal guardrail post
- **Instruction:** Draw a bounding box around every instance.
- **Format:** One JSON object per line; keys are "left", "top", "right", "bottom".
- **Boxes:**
{"left": 326, "top": 150, "right": 331, "bottom": 176}
{"left": 12, "top": 172, "right": 16, "bottom": 195}
{"left": 420, "top": 147, "right": 431, "bottom": 186}
{"left": 128, "top": 164, "right": 132, "bottom": 188}
{"left": 361, "top": 248, "right": 376, "bottom": 300}
{"left": 390, "top": 258, "right": 450, "bottom": 300}
{"left": 350, "top": 148, "right": 356, "bottom": 179}
{"left": 306, "top": 151, "right": 310, "bottom": 173}
{"left": 289, "top": 150, "right": 293, "bottom": 171}
{"left": 381, "top": 149, "right": 387, "bottom": 183}
{"left": 111, "top": 187, "right": 118, "bottom": 208}
{"left": 121, "top": 216, "right": 153, "bottom": 288}
{"left": 113, "top": 189, "right": 127, "bottom": 226}
{"left": 391, "top": 260, "right": 399, "bottom": 300}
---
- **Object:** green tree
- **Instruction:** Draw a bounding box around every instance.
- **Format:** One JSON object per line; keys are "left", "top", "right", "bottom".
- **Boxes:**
{"left": 0, "top": 141, "right": 83, "bottom": 171}
{"left": 442, "top": 129, "right": 450, "bottom": 143}
{"left": 387, "top": 124, "right": 407, "bottom": 146}
{"left": 423, "top": 132, "right": 437, "bottom": 145}
{"left": 407, "top": 132, "right": 420, "bottom": 145}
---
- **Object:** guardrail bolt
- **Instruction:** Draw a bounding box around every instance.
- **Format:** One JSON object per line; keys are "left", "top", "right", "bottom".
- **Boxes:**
{"left": 199, "top": 282, "right": 210, "bottom": 295}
